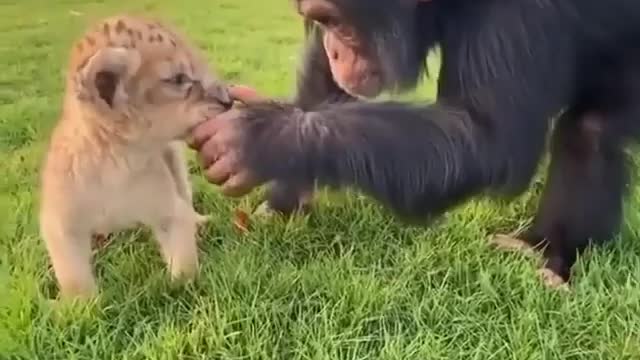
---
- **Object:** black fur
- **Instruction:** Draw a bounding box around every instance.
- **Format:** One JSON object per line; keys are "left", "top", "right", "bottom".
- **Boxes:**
{"left": 264, "top": 21, "right": 356, "bottom": 214}
{"left": 242, "top": 0, "right": 640, "bottom": 282}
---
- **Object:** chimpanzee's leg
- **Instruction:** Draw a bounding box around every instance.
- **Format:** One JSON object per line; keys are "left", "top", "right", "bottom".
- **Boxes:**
{"left": 491, "top": 107, "right": 630, "bottom": 289}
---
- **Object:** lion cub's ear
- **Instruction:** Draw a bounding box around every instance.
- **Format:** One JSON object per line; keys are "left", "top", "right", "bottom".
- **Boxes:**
{"left": 77, "top": 47, "right": 141, "bottom": 109}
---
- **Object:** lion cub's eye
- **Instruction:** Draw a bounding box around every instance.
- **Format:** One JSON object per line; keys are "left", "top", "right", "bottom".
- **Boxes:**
{"left": 164, "top": 73, "right": 191, "bottom": 86}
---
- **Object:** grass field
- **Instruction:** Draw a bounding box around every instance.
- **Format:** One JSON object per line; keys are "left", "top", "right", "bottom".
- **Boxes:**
{"left": 2, "top": 0, "right": 640, "bottom": 358}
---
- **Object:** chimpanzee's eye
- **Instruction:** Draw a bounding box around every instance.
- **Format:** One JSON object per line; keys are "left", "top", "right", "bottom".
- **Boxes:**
{"left": 313, "top": 13, "right": 338, "bottom": 28}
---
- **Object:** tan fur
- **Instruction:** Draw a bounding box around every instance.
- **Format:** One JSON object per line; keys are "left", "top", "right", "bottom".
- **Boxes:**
{"left": 537, "top": 268, "right": 570, "bottom": 291}
{"left": 39, "top": 15, "right": 230, "bottom": 299}
{"left": 489, "top": 234, "right": 536, "bottom": 257}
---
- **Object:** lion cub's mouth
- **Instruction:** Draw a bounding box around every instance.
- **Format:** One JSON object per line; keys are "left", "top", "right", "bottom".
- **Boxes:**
{"left": 177, "top": 104, "right": 229, "bottom": 142}
{"left": 220, "top": 97, "right": 233, "bottom": 111}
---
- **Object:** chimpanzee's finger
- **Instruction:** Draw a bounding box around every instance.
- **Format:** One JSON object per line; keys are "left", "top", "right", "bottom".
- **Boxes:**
{"left": 197, "top": 137, "right": 222, "bottom": 169}
{"left": 205, "top": 153, "right": 237, "bottom": 185}
{"left": 221, "top": 170, "right": 257, "bottom": 197}
{"left": 228, "top": 84, "right": 267, "bottom": 104}
{"left": 188, "top": 109, "right": 239, "bottom": 150}
{"left": 188, "top": 119, "right": 220, "bottom": 150}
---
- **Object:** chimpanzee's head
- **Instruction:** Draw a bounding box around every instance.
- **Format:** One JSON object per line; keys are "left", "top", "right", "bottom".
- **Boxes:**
{"left": 295, "top": 0, "right": 434, "bottom": 98}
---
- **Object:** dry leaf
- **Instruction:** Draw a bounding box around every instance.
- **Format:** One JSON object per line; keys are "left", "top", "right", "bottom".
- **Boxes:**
{"left": 233, "top": 209, "right": 250, "bottom": 233}
{"left": 92, "top": 233, "right": 113, "bottom": 250}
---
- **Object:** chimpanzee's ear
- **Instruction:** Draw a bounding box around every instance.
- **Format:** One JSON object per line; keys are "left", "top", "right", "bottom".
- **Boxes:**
{"left": 76, "top": 47, "right": 141, "bottom": 108}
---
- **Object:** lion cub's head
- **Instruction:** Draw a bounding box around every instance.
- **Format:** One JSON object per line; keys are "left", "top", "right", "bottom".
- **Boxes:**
{"left": 66, "top": 15, "right": 232, "bottom": 144}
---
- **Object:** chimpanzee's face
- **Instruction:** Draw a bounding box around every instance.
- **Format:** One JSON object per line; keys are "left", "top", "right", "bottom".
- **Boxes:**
{"left": 295, "top": 0, "right": 430, "bottom": 98}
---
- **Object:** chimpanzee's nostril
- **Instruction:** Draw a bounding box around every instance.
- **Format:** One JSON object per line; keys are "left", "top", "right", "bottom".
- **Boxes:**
{"left": 332, "top": 51, "right": 339, "bottom": 60}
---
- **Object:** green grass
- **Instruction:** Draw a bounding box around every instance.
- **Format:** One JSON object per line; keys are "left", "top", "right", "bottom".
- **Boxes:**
{"left": 2, "top": 0, "right": 640, "bottom": 358}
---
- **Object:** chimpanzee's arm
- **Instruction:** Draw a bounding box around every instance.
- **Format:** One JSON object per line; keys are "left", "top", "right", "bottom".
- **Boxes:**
{"left": 236, "top": 100, "right": 509, "bottom": 219}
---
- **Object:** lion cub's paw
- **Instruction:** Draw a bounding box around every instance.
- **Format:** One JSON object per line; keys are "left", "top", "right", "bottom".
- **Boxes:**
{"left": 195, "top": 212, "right": 212, "bottom": 225}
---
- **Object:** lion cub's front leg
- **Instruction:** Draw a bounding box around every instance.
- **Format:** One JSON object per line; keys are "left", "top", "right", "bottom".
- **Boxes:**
{"left": 145, "top": 170, "right": 202, "bottom": 282}
{"left": 163, "top": 142, "right": 210, "bottom": 227}
{"left": 150, "top": 204, "right": 200, "bottom": 281}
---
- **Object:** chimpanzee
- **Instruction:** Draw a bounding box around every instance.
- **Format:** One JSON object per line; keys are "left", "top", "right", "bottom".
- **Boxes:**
{"left": 190, "top": 0, "right": 640, "bottom": 288}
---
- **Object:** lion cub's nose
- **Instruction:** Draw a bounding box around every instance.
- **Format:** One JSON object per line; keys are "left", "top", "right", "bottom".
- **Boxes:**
{"left": 206, "top": 83, "right": 232, "bottom": 109}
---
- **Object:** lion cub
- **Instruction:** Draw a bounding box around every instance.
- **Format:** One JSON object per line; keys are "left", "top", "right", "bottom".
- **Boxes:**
{"left": 39, "top": 15, "right": 232, "bottom": 299}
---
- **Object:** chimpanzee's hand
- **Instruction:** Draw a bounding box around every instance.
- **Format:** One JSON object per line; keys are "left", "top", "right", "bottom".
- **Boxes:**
{"left": 188, "top": 85, "right": 268, "bottom": 196}
{"left": 191, "top": 84, "right": 310, "bottom": 199}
